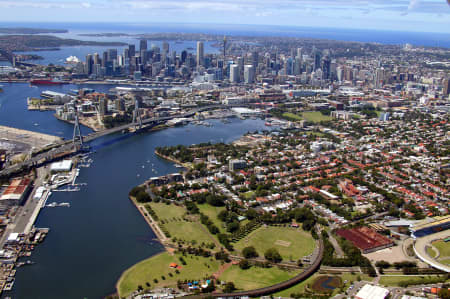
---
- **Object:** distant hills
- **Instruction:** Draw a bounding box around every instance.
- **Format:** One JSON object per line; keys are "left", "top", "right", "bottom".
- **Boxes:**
{"left": 0, "top": 28, "right": 69, "bottom": 34}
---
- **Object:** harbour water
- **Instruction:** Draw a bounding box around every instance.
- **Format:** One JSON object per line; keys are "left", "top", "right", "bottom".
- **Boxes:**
{"left": 0, "top": 83, "right": 269, "bottom": 299}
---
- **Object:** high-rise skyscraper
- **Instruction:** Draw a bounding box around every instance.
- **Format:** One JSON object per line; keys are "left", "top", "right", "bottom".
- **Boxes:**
{"left": 93, "top": 53, "right": 100, "bottom": 65}
{"left": 314, "top": 49, "right": 322, "bottom": 71}
{"left": 139, "top": 39, "right": 147, "bottom": 52}
{"left": 244, "top": 65, "right": 255, "bottom": 84}
{"left": 443, "top": 78, "right": 450, "bottom": 96}
{"left": 197, "top": 41, "right": 204, "bottom": 67}
{"left": 230, "top": 64, "right": 239, "bottom": 83}
{"left": 128, "top": 44, "right": 135, "bottom": 58}
{"left": 322, "top": 56, "right": 331, "bottom": 80}
{"left": 296, "top": 48, "right": 302, "bottom": 60}
{"left": 85, "top": 54, "right": 93, "bottom": 75}
{"left": 107, "top": 49, "right": 117, "bottom": 62}
{"left": 162, "top": 42, "right": 169, "bottom": 54}
{"left": 181, "top": 50, "right": 187, "bottom": 64}
{"left": 251, "top": 51, "right": 259, "bottom": 69}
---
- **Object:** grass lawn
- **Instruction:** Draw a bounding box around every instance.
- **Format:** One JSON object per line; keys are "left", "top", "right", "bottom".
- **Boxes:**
{"left": 148, "top": 202, "right": 186, "bottom": 221}
{"left": 282, "top": 112, "right": 303, "bottom": 121}
{"left": 242, "top": 191, "right": 255, "bottom": 200}
{"left": 233, "top": 226, "right": 315, "bottom": 262}
{"left": 274, "top": 273, "right": 373, "bottom": 297}
{"left": 426, "top": 245, "right": 437, "bottom": 258}
{"left": 301, "top": 111, "right": 332, "bottom": 123}
{"left": 198, "top": 203, "right": 226, "bottom": 233}
{"left": 117, "top": 252, "right": 220, "bottom": 298}
{"left": 433, "top": 240, "right": 450, "bottom": 258}
{"left": 219, "top": 265, "right": 299, "bottom": 291}
{"left": 164, "top": 220, "right": 214, "bottom": 245}
{"left": 378, "top": 275, "right": 447, "bottom": 287}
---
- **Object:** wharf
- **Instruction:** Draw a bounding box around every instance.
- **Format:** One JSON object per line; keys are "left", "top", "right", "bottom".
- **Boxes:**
{"left": 0, "top": 125, "right": 62, "bottom": 148}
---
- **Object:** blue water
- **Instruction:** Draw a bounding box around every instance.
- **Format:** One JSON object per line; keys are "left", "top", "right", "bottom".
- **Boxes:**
{"left": 320, "top": 276, "right": 338, "bottom": 290}
{"left": 0, "top": 82, "right": 271, "bottom": 299}
{"left": 1, "top": 22, "right": 449, "bottom": 48}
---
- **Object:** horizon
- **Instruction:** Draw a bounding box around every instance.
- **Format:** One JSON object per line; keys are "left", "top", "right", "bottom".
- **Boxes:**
{"left": 1, "top": 20, "right": 450, "bottom": 35}
{"left": 0, "top": 0, "right": 449, "bottom": 34}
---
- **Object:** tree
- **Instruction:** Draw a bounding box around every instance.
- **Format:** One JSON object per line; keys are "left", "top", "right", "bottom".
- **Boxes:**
{"left": 136, "top": 191, "right": 151, "bottom": 203}
{"left": 239, "top": 259, "right": 251, "bottom": 270}
{"left": 439, "top": 288, "right": 450, "bottom": 299}
{"left": 223, "top": 282, "right": 236, "bottom": 293}
{"left": 264, "top": 248, "right": 282, "bottom": 263}
{"left": 242, "top": 246, "right": 259, "bottom": 259}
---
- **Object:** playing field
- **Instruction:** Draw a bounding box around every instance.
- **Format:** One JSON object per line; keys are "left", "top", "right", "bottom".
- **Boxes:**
{"left": 433, "top": 240, "right": 450, "bottom": 258}
{"left": 219, "top": 264, "right": 299, "bottom": 290}
{"left": 233, "top": 226, "right": 315, "bottom": 261}
{"left": 301, "top": 111, "right": 332, "bottom": 123}
{"left": 117, "top": 252, "right": 220, "bottom": 298}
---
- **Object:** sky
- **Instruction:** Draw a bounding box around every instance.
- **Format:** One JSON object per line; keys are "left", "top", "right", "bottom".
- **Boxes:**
{"left": 0, "top": 0, "right": 449, "bottom": 33}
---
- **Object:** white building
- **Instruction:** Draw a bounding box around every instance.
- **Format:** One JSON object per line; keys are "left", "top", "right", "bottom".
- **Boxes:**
{"left": 355, "top": 284, "right": 389, "bottom": 299}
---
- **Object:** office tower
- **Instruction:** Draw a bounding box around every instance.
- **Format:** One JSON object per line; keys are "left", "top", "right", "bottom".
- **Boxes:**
{"left": 124, "top": 48, "right": 129, "bottom": 60}
{"left": 93, "top": 53, "right": 100, "bottom": 65}
{"left": 297, "top": 48, "right": 302, "bottom": 60}
{"left": 196, "top": 41, "right": 204, "bottom": 67}
{"left": 101, "top": 52, "right": 108, "bottom": 67}
{"left": 139, "top": 39, "right": 147, "bottom": 52}
{"left": 152, "top": 45, "right": 160, "bottom": 54}
{"left": 285, "top": 57, "right": 293, "bottom": 75}
{"left": 85, "top": 54, "right": 93, "bottom": 75}
{"left": 117, "top": 55, "right": 124, "bottom": 66}
{"left": 336, "top": 66, "right": 343, "bottom": 82}
{"left": 140, "top": 50, "right": 148, "bottom": 65}
{"left": 217, "top": 59, "right": 224, "bottom": 69}
{"left": 223, "top": 36, "right": 227, "bottom": 58}
{"left": 314, "top": 49, "right": 322, "bottom": 71}
{"left": 251, "top": 51, "right": 258, "bottom": 68}
{"left": 444, "top": 78, "right": 450, "bottom": 95}
{"left": 107, "top": 49, "right": 117, "bottom": 62}
{"left": 128, "top": 44, "right": 135, "bottom": 58}
{"left": 375, "top": 67, "right": 384, "bottom": 88}
{"left": 214, "top": 68, "right": 223, "bottom": 81}
{"left": 171, "top": 51, "right": 177, "bottom": 64}
{"left": 294, "top": 57, "right": 302, "bottom": 75}
{"left": 322, "top": 56, "right": 331, "bottom": 80}
{"left": 230, "top": 64, "right": 239, "bottom": 83}
{"left": 181, "top": 50, "right": 187, "bottom": 64}
{"left": 162, "top": 42, "right": 169, "bottom": 53}
{"left": 244, "top": 65, "right": 255, "bottom": 84}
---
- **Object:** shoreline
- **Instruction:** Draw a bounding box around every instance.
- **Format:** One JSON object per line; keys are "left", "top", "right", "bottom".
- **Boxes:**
{"left": 154, "top": 150, "right": 191, "bottom": 169}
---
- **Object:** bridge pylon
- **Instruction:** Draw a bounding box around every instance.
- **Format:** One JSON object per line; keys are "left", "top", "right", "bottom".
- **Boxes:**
{"left": 132, "top": 99, "right": 142, "bottom": 130}
{"left": 73, "top": 110, "right": 83, "bottom": 148}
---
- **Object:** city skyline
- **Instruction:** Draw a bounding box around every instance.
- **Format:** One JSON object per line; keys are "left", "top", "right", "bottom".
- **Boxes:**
{"left": 0, "top": 0, "right": 449, "bottom": 33}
